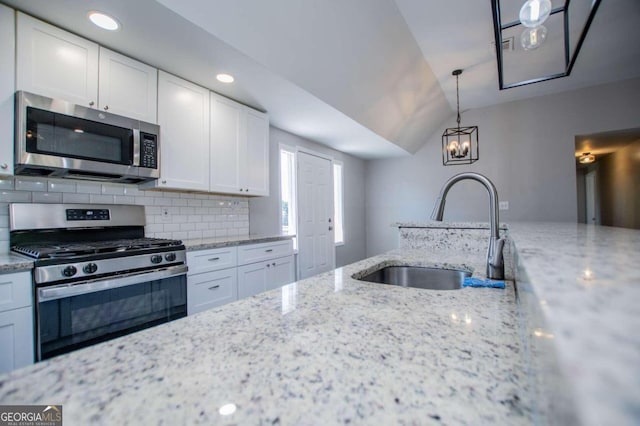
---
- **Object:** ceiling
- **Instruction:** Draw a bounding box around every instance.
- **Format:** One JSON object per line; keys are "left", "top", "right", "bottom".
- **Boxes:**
{"left": 3, "top": 0, "right": 639, "bottom": 159}
{"left": 575, "top": 127, "right": 640, "bottom": 158}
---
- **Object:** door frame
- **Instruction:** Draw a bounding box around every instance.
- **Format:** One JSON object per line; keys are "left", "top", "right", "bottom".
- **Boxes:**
{"left": 295, "top": 148, "right": 336, "bottom": 280}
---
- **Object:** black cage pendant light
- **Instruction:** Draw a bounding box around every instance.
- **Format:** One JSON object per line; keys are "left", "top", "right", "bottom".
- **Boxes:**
{"left": 442, "top": 69, "right": 478, "bottom": 166}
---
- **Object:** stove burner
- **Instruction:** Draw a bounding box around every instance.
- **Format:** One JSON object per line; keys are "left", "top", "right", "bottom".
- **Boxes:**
{"left": 13, "top": 238, "right": 183, "bottom": 260}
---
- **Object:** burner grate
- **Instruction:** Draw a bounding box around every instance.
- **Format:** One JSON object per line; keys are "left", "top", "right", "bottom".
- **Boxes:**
{"left": 12, "top": 237, "right": 183, "bottom": 260}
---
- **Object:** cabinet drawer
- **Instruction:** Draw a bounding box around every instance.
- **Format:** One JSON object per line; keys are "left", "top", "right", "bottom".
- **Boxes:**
{"left": 187, "top": 268, "right": 237, "bottom": 315}
{"left": 237, "top": 240, "right": 293, "bottom": 266}
{"left": 187, "top": 247, "right": 237, "bottom": 274}
{"left": 0, "top": 272, "right": 32, "bottom": 312}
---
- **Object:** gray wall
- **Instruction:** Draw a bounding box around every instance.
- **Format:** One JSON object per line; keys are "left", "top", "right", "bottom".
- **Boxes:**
{"left": 250, "top": 126, "right": 366, "bottom": 267}
{"left": 366, "top": 77, "right": 640, "bottom": 256}
{"left": 598, "top": 140, "right": 640, "bottom": 229}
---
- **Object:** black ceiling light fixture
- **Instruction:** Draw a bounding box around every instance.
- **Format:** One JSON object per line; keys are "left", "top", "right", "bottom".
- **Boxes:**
{"left": 442, "top": 69, "right": 478, "bottom": 166}
{"left": 491, "top": 0, "right": 602, "bottom": 90}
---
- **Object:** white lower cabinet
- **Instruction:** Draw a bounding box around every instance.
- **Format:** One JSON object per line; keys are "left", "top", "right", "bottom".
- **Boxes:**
{"left": 238, "top": 254, "right": 296, "bottom": 298}
{"left": 0, "top": 271, "right": 34, "bottom": 374}
{"left": 187, "top": 268, "right": 237, "bottom": 315}
{"left": 186, "top": 240, "right": 295, "bottom": 314}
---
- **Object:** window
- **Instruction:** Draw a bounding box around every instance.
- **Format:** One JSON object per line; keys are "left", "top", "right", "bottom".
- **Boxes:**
{"left": 280, "top": 146, "right": 297, "bottom": 249}
{"left": 333, "top": 161, "right": 344, "bottom": 245}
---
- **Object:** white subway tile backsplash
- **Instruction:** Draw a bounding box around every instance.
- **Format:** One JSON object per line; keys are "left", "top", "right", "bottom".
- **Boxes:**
{"left": 0, "top": 190, "right": 31, "bottom": 203}
{"left": 145, "top": 224, "right": 164, "bottom": 233}
{"left": 102, "top": 185, "right": 125, "bottom": 196}
{"left": 0, "top": 179, "right": 14, "bottom": 190}
{"left": 164, "top": 223, "right": 180, "bottom": 232}
{"left": 89, "top": 194, "right": 115, "bottom": 204}
{"left": 32, "top": 192, "right": 63, "bottom": 203}
{"left": 48, "top": 180, "right": 76, "bottom": 193}
{"left": 114, "top": 195, "right": 135, "bottom": 204}
{"left": 188, "top": 230, "right": 203, "bottom": 239}
{"left": 0, "top": 179, "right": 249, "bottom": 243}
{"left": 180, "top": 223, "right": 195, "bottom": 231}
{"left": 123, "top": 186, "right": 143, "bottom": 197}
{"left": 15, "top": 178, "right": 47, "bottom": 192}
{"left": 76, "top": 183, "right": 102, "bottom": 194}
{"left": 62, "top": 193, "right": 90, "bottom": 204}
{"left": 172, "top": 198, "right": 188, "bottom": 207}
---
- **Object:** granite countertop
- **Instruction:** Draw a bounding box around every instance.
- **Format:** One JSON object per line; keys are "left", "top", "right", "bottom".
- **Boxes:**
{"left": 182, "top": 234, "right": 294, "bottom": 251}
{"left": 396, "top": 221, "right": 509, "bottom": 230}
{"left": 0, "top": 249, "right": 529, "bottom": 425}
{"left": 506, "top": 223, "right": 640, "bottom": 426}
{"left": 0, "top": 253, "right": 34, "bottom": 273}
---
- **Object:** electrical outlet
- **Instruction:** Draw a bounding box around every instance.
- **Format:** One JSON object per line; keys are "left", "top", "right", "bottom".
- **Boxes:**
{"left": 161, "top": 207, "right": 171, "bottom": 222}
{"left": 499, "top": 201, "right": 509, "bottom": 211}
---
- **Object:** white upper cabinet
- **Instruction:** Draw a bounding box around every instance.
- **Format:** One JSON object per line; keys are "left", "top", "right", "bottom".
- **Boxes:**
{"left": 210, "top": 93, "right": 242, "bottom": 194}
{"left": 16, "top": 13, "right": 157, "bottom": 123}
{"left": 98, "top": 48, "right": 157, "bottom": 123}
{"left": 210, "top": 92, "right": 269, "bottom": 196}
{"left": 16, "top": 12, "right": 99, "bottom": 107}
{"left": 0, "top": 4, "right": 15, "bottom": 176}
{"left": 151, "top": 71, "right": 210, "bottom": 192}
{"left": 243, "top": 108, "right": 269, "bottom": 195}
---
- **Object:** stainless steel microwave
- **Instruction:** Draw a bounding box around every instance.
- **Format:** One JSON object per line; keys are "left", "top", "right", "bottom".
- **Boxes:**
{"left": 15, "top": 91, "right": 160, "bottom": 183}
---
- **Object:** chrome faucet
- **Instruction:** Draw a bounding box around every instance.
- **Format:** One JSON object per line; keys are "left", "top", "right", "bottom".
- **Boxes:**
{"left": 430, "top": 172, "right": 505, "bottom": 280}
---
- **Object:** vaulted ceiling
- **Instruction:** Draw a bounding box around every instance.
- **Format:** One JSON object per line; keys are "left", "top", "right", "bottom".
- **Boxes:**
{"left": 3, "top": 0, "right": 640, "bottom": 159}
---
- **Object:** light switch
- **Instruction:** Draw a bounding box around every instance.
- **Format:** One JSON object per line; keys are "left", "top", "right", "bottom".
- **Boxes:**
{"left": 499, "top": 201, "right": 509, "bottom": 211}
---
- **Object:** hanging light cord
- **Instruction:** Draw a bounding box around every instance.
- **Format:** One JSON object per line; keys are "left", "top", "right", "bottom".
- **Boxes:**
{"left": 455, "top": 72, "right": 461, "bottom": 130}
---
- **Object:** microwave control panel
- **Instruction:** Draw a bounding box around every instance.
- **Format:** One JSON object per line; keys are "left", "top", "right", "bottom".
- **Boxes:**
{"left": 140, "top": 133, "right": 158, "bottom": 169}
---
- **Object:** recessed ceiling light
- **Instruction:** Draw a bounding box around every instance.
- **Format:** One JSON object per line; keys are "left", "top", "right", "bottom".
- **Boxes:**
{"left": 216, "top": 73, "right": 235, "bottom": 84}
{"left": 88, "top": 11, "right": 120, "bottom": 31}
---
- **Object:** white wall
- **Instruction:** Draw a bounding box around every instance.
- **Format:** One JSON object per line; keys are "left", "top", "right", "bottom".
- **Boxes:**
{"left": 366, "top": 77, "right": 640, "bottom": 256}
{"left": 250, "top": 126, "right": 366, "bottom": 267}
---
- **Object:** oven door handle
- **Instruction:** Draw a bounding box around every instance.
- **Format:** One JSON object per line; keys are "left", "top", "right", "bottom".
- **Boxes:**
{"left": 38, "top": 265, "right": 188, "bottom": 302}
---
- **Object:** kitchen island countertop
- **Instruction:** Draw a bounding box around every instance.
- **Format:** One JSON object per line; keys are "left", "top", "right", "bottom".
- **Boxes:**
{"left": 0, "top": 248, "right": 529, "bottom": 425}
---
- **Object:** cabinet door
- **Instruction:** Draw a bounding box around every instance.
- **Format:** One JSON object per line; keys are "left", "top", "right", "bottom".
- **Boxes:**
{"left": 210, "top": 93, "right": 242, "bottom": 194}
{"left": 237, "top": 262, "right": 268, "bottom": 299}
{"left": 0, "top": 4, "right": 15, "bottom": 176}
{"left": 187, "top": 268, "right": 237, "bottom": 315}
{"left": 16, "top": 12, "right": 99, "bottom": 107}
{"left": 242, "top": 108, "right": 270, "bottom": 196}
{"left": 156, "top": 71, "right": 210, "bottom": 191}
{"left": 0, "top": 307, "right": 34, "bottom": 374}
{"left": 98, "top": 48, "right": 157, "bottom": 123}
{"left": 267, "top": 255, "right": 296, "bottom": 290}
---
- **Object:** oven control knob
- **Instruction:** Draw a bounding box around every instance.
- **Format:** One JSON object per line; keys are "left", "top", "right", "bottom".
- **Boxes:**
{"left": 151, "top": 255, "right": 163, "bottom": 264}
{"left": 83, "top": 263, "right": 98, "bottom": 274}
{"left": 62, "top": 265, "right": 77, "bottom": 277}
{"left": 165, "top": 253, "right": 176, "bottom": 262}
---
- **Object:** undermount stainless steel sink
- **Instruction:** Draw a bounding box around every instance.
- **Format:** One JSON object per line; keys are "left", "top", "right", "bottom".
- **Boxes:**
{"left": 357, "top": 266, "right": 471, "bottom": 291}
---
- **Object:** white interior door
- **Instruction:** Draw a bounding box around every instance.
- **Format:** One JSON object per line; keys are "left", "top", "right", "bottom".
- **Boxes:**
{"left": 297, "top": 151, "right": 335, "bottom": 279}
{"left": 585, "top": 170, "right": 599, "bottom": 225}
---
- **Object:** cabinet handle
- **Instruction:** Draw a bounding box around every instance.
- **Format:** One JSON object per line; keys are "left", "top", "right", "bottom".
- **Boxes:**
{"left": 272, "top": 262, "right": 276, "bottom": 266}
{"left": 328, "top": 226, "right": 333, "bottom": 231}
{"left": 104, "top": 105, "right": 109, "bottom": 111}
{"left": 208, "top": 285, "right": 220, "bottom": 290}
{"left": 161, "top": 180, "right": 167, "bottom": 184}
{"left": 245, "top": 189, "right": 249, "bottom": 192}
{"left": 266, "top": 264, "right": 271, "bottom": 268}
{"left": 265, "top": 249, "right": 273, "bottom": 253}
{"left": 208, "top": 257, "right": 220, "bottom": 261}
{"left": 89, "top": 101, "right": 95, "bottom": 106}
{"left": 0, "top": 163, "right": 7, "bottom": 170}
{"left": 239, "top": 188, "right": 244, "bottom": 192}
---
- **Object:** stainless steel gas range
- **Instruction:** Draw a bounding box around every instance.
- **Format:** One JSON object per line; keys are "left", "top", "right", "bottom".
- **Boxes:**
{"left": 9, "top": 203, "right": 188, "bottom": 361}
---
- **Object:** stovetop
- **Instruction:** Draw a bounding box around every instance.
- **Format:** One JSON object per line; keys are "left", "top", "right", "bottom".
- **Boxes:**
{"left": 13, "top": 237, "right": 184, "bottom": 260}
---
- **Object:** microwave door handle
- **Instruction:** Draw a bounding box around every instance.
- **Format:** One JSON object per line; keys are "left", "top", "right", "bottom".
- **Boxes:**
{"left": 132, "top": 128, "right": 141, "bottom": 166}
{"left": 38, "top": 265, "right": 188, "bottom": 302}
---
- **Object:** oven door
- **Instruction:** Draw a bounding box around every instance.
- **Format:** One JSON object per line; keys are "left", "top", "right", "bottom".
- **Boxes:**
{"left": 36, "top": 265, "right": 187, "bottom": 361}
